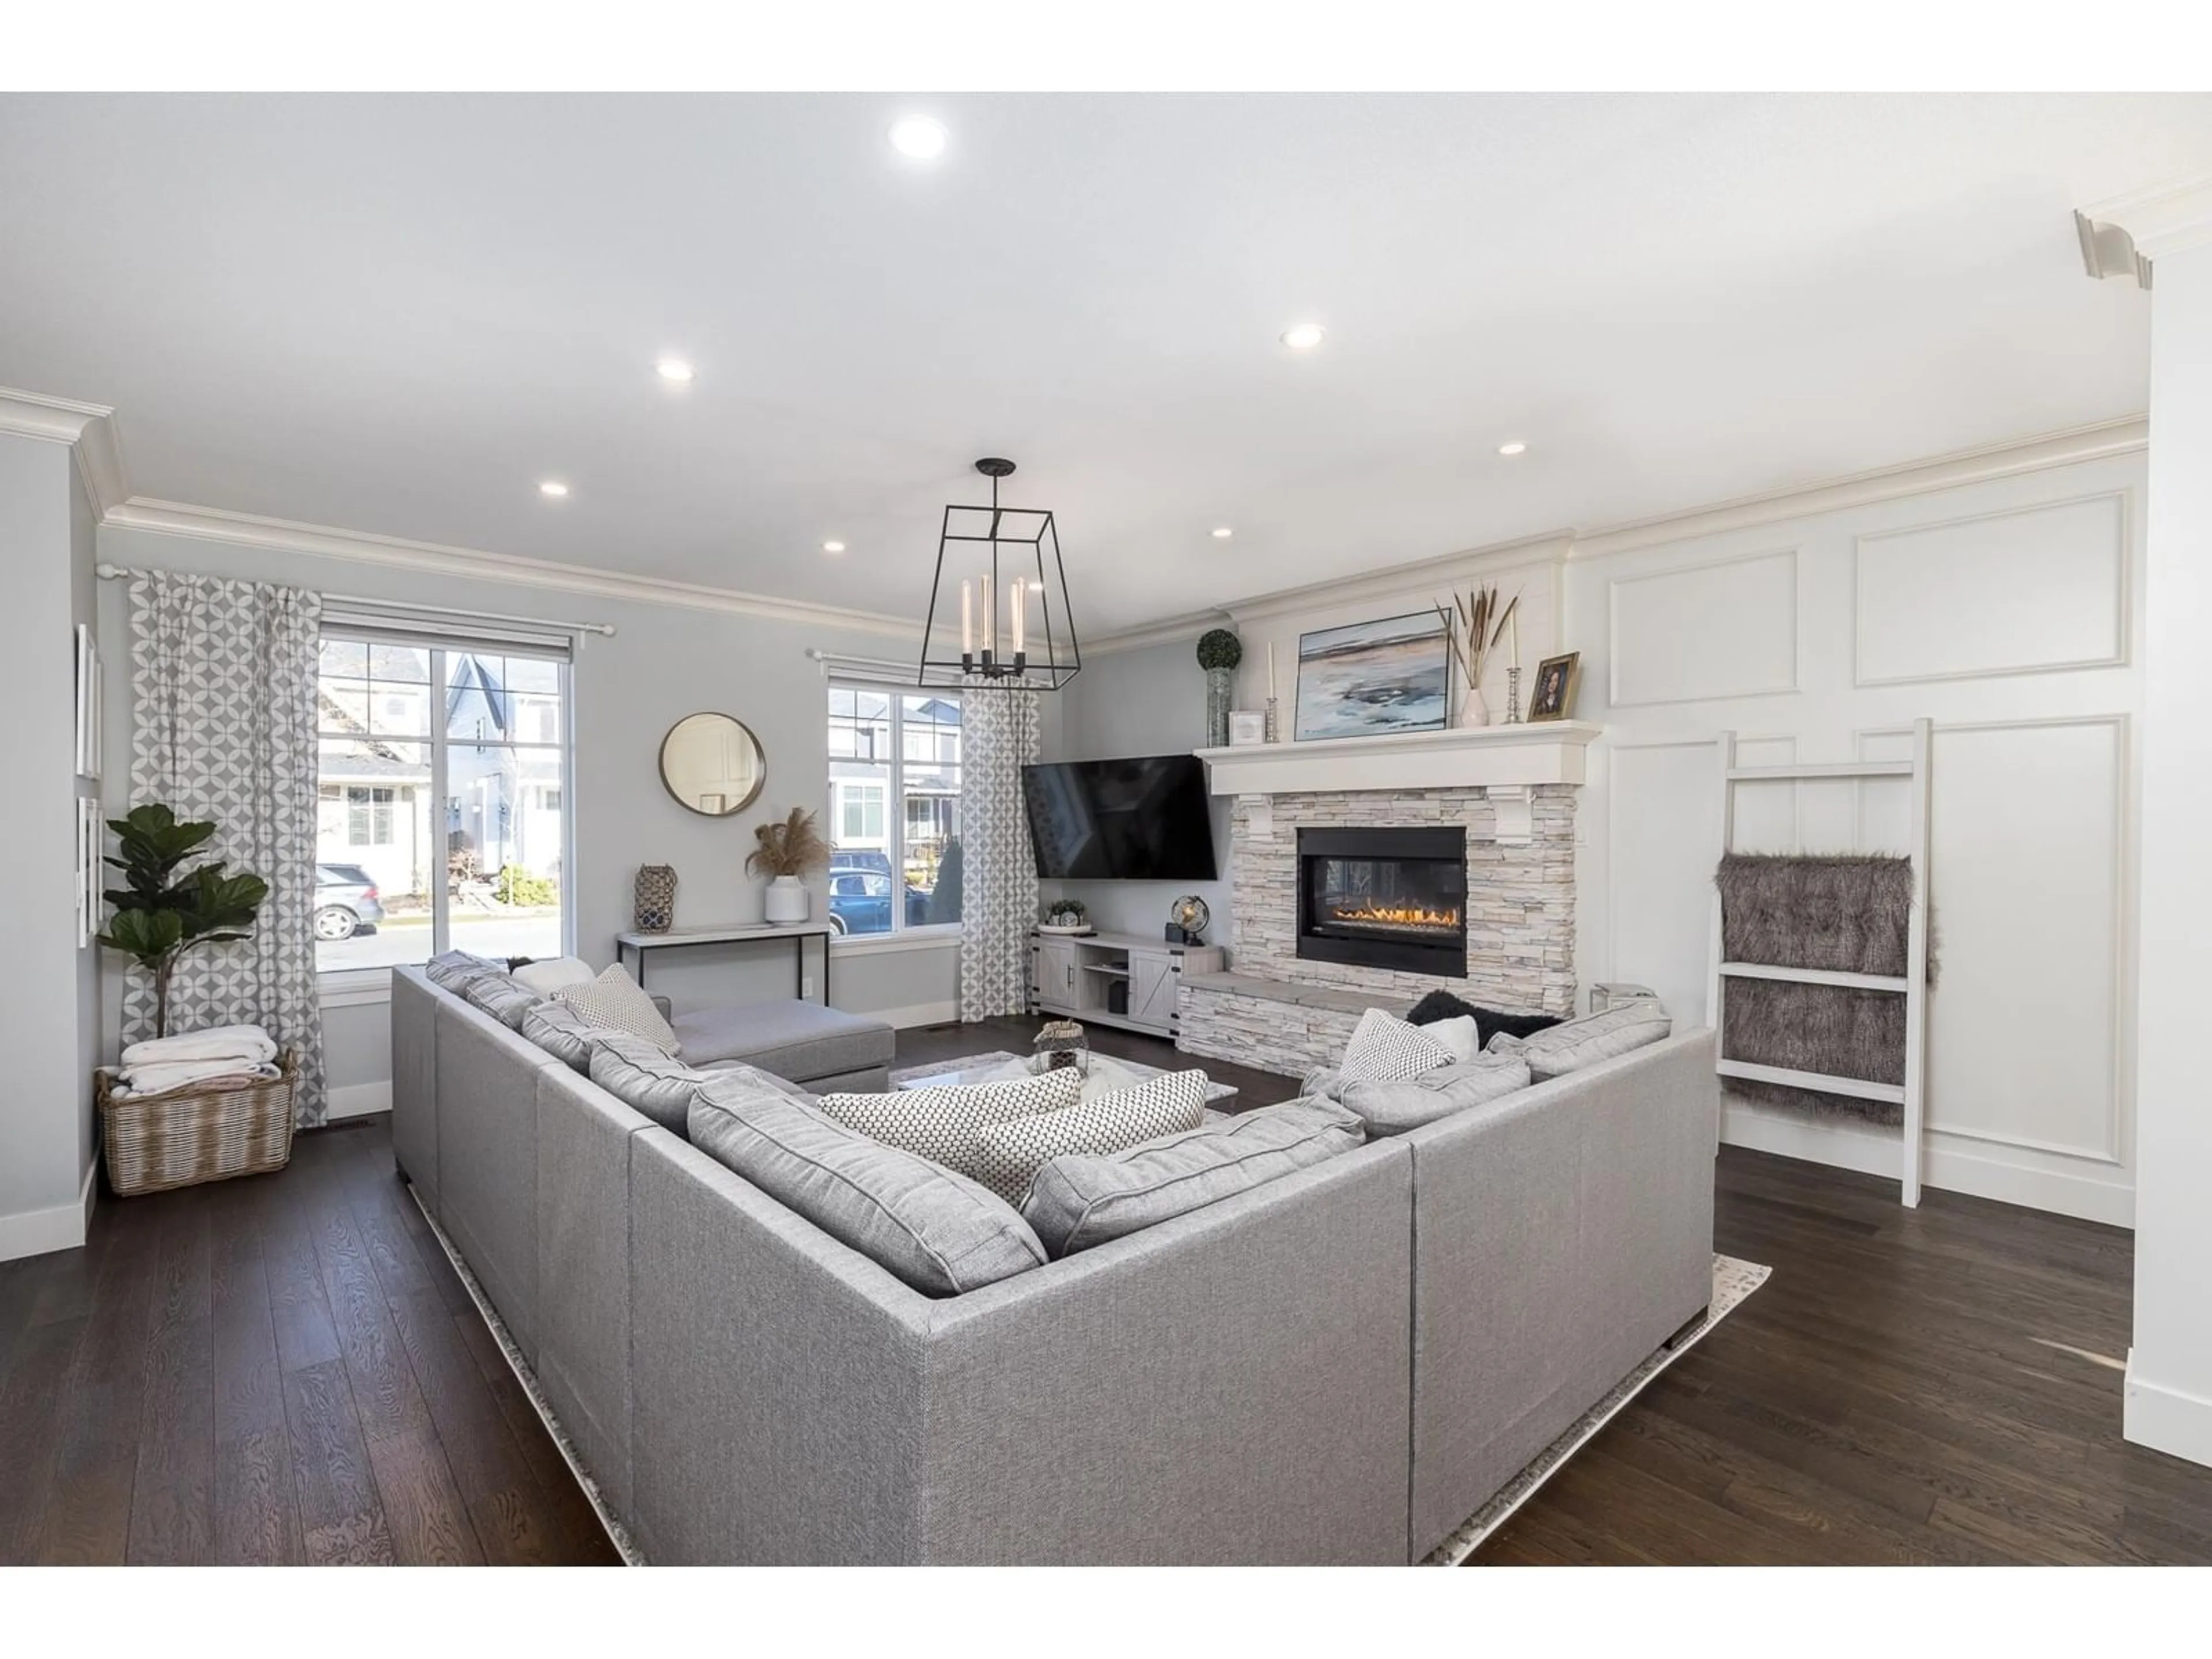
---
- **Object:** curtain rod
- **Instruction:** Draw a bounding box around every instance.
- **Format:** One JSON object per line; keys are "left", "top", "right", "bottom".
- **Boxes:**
{"left": 96, "top": 564, "right": 617, "bottom": 637}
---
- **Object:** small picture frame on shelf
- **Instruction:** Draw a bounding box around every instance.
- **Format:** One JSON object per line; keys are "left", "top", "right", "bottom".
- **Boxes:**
{"left": 1528, "top": 651, "right": 1582, "bottom": 722}
{"left": 1226, "top": 710, "right": 1268, "bottom": 747}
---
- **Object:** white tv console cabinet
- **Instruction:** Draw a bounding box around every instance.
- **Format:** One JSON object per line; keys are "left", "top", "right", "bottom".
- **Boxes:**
{"left": 1028, "top": 930, "right": 1227, "bottom": 1042}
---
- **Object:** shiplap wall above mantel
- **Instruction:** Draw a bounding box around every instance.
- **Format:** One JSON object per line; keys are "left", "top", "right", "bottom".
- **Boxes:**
{"left": 1570, "top": 446, "right": 2146, "bottom": 1226}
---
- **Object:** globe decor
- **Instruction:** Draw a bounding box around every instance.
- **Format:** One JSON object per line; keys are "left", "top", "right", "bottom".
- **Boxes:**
{"left": 918, "top": 457, "right": 1081, "bottom": 691}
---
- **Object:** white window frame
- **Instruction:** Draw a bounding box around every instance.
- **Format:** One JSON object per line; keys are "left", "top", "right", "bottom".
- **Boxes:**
{"left": 828, "top": 683, "right": 963, "bottom": 951}
{"left": 316, "top": 632, "right": 577, "bottom": 1002}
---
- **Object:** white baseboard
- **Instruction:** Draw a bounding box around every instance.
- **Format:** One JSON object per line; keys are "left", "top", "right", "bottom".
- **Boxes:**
{"left": 2124, "top": 1356, "right": 2212, "bottom": 1469}
{"left": 0, "top": 1160, "right": 97, "bottom": 1262}
{"left": 1721, "top": 1100, "right": 2134, "bottom": 1228}
{"left": 327, "top": 1080, "right": 393, "bottom": 1121}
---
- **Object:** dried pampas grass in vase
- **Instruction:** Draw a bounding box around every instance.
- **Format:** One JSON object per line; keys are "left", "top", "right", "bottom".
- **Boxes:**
{"left": 1436, "top": 585, "right": 1520, "bottom": 727}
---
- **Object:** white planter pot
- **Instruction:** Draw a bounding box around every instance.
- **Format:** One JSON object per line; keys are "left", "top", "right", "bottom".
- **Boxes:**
{"left": 764, "top": 875, "right": 809, "bottom": 924}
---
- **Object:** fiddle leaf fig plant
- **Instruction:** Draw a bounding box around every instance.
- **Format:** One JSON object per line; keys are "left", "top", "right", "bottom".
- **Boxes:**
{"left": 98, "top": 803, "right": 270, "bottom": 1037}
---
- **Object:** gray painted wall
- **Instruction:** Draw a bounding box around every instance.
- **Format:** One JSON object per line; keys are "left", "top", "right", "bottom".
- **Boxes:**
{"left": 0, "top": 434, "right": 90, "bottom": 1240}
{"left": 1043, "top": 639, "right": 1232, "bottom": 945}
{"left": 95, "top": 524, "right": 959, "bottom": 1097}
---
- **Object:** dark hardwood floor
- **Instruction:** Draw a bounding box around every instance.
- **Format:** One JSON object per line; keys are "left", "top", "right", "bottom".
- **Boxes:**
{"left": 5, "top": 1014, "right": 2209, "bottom": 1566}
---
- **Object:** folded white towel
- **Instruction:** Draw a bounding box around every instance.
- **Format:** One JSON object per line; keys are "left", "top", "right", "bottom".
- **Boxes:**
{"left": 117, "top": 1056, "right": 282, "bottom": 1096}
{"left": 121, "top": 1024, "right": 276, "bottom": 1069}
{"left": 113, "top": 1060, "right": 281, "bottom": 1100}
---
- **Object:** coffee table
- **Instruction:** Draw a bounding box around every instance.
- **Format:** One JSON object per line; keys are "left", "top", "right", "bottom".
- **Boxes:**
{"left": 895, "top": 1051, "right": 1239, "bottom": 1110}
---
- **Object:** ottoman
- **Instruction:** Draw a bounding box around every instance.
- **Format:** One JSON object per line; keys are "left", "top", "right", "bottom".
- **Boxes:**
{"left": 672, "top": 999, "right": 895, "bottom": 1092}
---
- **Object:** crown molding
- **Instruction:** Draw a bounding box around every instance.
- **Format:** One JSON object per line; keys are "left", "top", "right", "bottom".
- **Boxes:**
{"left": 103, "top": 497, "right": 924, "bottom": 641}
{"left": 1570, "top": 415, "right": 2146, "bottom": 562}
{"left": 2080, "top": 175, "right": 2212, "bottom": 270}
{"left": 1083, "top": 607, "right": 1232, "bottom": 656}
{"left": 0, "top": 385, "right": 129, "bottom": 516}
{"left": 1224, "top": 532, "right": 1573, "bottom": 628}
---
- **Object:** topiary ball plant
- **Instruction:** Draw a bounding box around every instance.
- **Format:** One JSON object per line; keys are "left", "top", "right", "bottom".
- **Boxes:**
{"left": 1195, "top": 628, "right": 1243, "bottom": 672}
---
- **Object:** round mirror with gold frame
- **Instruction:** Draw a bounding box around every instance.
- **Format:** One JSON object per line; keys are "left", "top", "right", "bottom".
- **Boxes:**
{"left": 659, "top": 713, "right": 766, "bottom": 817}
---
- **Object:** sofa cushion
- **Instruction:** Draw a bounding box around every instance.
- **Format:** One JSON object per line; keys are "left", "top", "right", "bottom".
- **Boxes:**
{"left": 512, "top": 955, "right": 599, "bottom": 997}
{"left": 425, "top": 949, "right": 502, "bottom": 988}
{"left": 586, "top": 1030, "right": 710, "bottom": 1132}
{"left": 966, "top": 1069, "right": 1210, "bottom": 1204}
{"left": 1339, "top": 1007, "right": 1454, "bottom": 1084}
{"left": 672, "top": 999, "right": 895, "bottom": 1081}
{"left": 1487, "top": 1000, "right": 1672, "bottom": 1079}
{"left": 462, "top": 970, "right": 542, "bottom": 1031}
{"left": 815, "top": 1066, "right": 1084, "bottom": 1172}
{"left": 1406, "top": 989, "right": 1566, "bottom": 1047}
{"left": 1021, "top": 1098, "right": 1367, "bottom": 1256}
{"left": 1332, "top": 1054, "right": 1533, "bottom": 1135}
{"left": 555, "top": 965, "right": 679, "bottom": 1054}
{"left": 522, "top": 1000, "right": 599, "bottom": 1072}
{"left": 686, "top": 1071, "right": 1046, "bottom": 1297}
{"left": 1423, "top": 1015, "right": 1482, "bottom": 1065}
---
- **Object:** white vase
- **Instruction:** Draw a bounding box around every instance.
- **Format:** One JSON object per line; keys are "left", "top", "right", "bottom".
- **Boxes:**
{"left": 1459, "top": 685, "right": 1490, "bottom": 729}
{"left": 764, "top": 875, "right": 809, "bottom": 924}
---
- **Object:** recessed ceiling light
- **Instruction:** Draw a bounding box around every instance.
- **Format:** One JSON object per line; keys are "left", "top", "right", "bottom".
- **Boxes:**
{"left": 1279, "top": 323, "right": 1326, "bottom": 351}
{"left": 539, "top": 480, "right": 570, "bottom": 498}
{"left": 822, "top": 540, "right": 847, "bottom": 554}
{"left": 657, "top": 359, "right": 695, "bottom": 383}
{"left": 1211, "top": 527, "right": 1234, "bottom": 539}
{"left": 1497, "top": 441, "right": 1528, "bottom": 456}
{"left": 889, "top": 116, "right": 948, "bottom": 160}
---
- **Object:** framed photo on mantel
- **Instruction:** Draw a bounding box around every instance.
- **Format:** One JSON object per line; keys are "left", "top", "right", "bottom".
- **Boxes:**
{"left": 1528, "top": 651, "right": 1582, "bottom": 722}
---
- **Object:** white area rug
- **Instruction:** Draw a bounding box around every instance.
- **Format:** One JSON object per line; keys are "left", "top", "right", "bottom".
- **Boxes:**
{"left": 1421, "top": 1253, "right": 1772, "bottom": 1565}
{"left": 413, "top": 1183, "right": 1768, "bottom": 1568}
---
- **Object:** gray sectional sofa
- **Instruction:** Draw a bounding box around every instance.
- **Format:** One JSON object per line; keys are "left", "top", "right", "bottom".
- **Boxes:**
{"left": 391, "top": 963, "right": 1718, "bottom": 1563}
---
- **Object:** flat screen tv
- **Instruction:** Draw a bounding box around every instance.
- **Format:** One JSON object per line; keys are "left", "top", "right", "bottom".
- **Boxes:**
{"left": 1021, "top": 754, "right": 1219, "bottom": 881}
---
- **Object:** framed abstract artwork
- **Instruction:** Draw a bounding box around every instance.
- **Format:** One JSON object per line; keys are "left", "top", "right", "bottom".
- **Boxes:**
{"left": 1293, "top": 609, "right": 1452, "bottom": 741}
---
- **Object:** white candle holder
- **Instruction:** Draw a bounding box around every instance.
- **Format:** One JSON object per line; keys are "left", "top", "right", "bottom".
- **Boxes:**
{"left": 1264, "top": 697, "right": 1280, "bottom": 743}
{"left": 1506, "top": 666, "right": 1522, "bottom": 725}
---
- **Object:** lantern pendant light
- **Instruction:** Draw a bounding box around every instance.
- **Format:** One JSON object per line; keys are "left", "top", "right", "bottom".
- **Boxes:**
{"left": 918, "top": 457, "right": 1080, "bottom": 690}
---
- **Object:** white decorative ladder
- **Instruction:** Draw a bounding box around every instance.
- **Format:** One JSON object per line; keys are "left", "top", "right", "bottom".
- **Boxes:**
{"left": 1706, "top": 718, "right": 1933, "bottom": 1206}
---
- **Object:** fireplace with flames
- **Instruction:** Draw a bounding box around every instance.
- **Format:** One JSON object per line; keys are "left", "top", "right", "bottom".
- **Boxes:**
{"left": 1296, "top": 826, "right": 1468, "bottom": 977}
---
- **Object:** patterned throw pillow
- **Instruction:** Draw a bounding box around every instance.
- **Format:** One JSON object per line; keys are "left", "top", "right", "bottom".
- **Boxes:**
{"left": 816, "top": 1066, "right": 1084, "bottom": 1172}
{"left": 965, "top": 1069, "right": 1210, "bottom": 1204}
{"left": 554, "top": 965, "right": 679, "bottom": 1054}
{"left": 1338, "top": 1007, "right": 1453, "bottom": 1084}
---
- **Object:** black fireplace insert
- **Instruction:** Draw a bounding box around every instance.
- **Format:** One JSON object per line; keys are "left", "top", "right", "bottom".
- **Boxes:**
{"left": 1296, "top": 826, "right": 1468, "bottom": 977}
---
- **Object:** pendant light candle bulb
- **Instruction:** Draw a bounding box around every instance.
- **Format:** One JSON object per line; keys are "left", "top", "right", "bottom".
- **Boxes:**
{"left": 1011, "top": 577, "right": 1027, "bottom": 656}
{"left": 960, "top": 580, "right": 974, "bottom": 656}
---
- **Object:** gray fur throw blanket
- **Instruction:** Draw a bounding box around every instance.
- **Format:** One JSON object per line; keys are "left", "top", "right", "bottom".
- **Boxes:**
{"left": 1715, "top": 853, "right": 1934, "bottom": 1127}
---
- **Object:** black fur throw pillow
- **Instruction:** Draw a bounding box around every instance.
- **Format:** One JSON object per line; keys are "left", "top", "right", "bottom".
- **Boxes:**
{"left": 1404, "top": 990, "right": 1565, "bottom": 1045}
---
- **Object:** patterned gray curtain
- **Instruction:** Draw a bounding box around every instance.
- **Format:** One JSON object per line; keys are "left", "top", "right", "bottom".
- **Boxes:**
{"left": 959, "top": 683, "right": 1041, "bottom": 1021}
{"left": 126, "top": 570, "right": 327, "bottom": 1125}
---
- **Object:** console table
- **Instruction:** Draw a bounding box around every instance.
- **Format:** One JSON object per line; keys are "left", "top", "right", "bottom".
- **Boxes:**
{"left": 614, "top": 922, "right": 835, "bottom": 1002}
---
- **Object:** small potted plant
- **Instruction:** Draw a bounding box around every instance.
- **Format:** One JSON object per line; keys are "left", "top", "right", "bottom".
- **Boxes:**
{"left": 1041, "top": 897, "right": 1090, "bottom": 934}
{"left": 747, "top": 807, "right": 831, "bottom": 924}
{"left": 1195, "top": 628, "right": 1243, "bottom": 748}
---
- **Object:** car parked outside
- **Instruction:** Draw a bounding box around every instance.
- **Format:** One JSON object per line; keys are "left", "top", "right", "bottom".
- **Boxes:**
{"left": 315, "top": 862, "right": 386, "bottom": 942}
{"left": 827, "top": 869, "right": 929, "bottom": 935}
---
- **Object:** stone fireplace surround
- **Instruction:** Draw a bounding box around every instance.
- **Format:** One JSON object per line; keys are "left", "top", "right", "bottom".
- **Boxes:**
{"left": 1177, "top": 722, "right": 1599, "bottom": 1078}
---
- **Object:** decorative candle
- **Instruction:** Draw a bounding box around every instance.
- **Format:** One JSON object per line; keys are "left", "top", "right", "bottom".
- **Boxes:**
{"left": 1510, "top": 607, "right": 1520, "bottom": 670}
{"left": 1267, "top": 640, "right": 1276, "bottom": 700}
{"left": 961, "top": 581, "right": 974, "bottom": 655}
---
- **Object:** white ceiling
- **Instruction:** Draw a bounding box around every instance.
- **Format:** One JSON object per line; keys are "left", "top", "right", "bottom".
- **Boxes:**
{"left": 3, "top": 92, "right": 2207, "bottom": 635}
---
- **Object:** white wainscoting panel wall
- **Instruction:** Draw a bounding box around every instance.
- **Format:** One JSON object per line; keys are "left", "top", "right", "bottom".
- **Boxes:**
{"left": 1570, "top": 449, "right": 2145, "bottom": 1224}
{"left": 1854, "top": 493, "right": 2128, "bottom": 687}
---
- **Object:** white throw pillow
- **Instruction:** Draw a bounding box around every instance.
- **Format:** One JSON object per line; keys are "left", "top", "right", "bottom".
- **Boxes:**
{"left": 512, "top": 955, "right": 598, "bottom": 996}
{"left": 1422, "top": 1014, "right": 1483, "bottom": 1065}
{"left": 966, "top": 1069, "right": 1211, "bottom": 1204}
{"left": 553, "top": 965, "right": 680, "bottom": 1054}
{"left": 1339, "top": 1007, "right": 1454, "bottom": 1084}
{"left": 817, "top": 1066, "right": 1085, "bottom": 1172}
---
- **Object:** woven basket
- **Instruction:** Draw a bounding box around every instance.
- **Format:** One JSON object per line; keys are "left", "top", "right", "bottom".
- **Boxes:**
{"left": 97, "top": 1050, "right": 297, "bottom": 1197}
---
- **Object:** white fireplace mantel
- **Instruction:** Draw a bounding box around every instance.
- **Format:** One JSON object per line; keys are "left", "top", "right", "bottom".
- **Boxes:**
{"left": 1194, "top": 721, "right": 1602, "bottom": 843}
{"left": 1195, "top": 721, "right": 1601, "bottom": 796}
